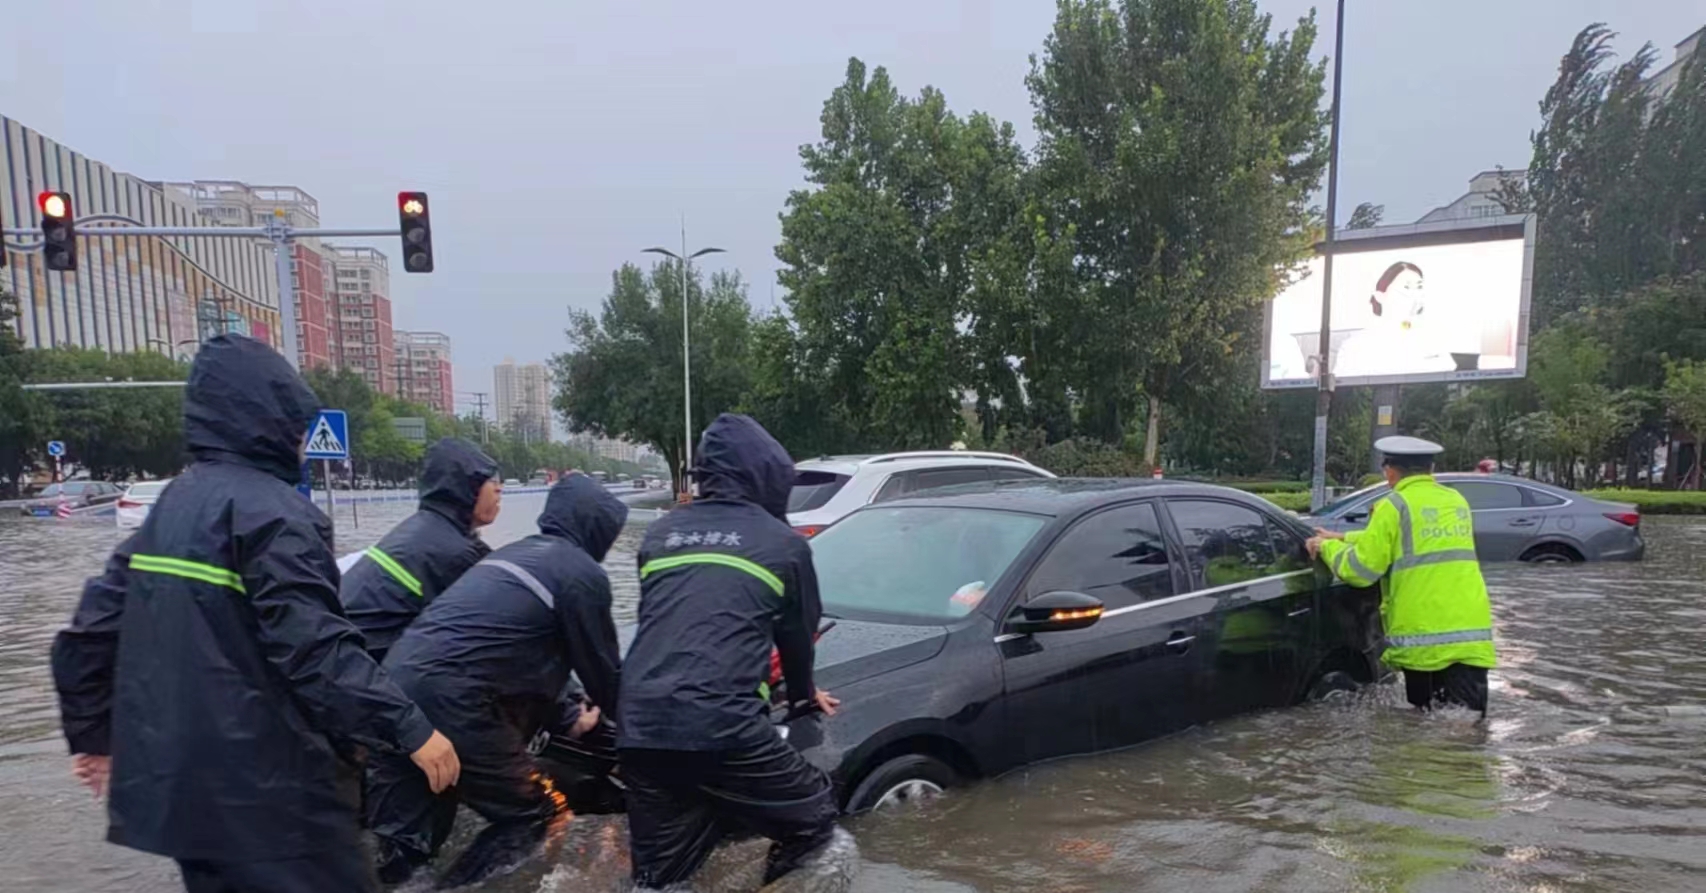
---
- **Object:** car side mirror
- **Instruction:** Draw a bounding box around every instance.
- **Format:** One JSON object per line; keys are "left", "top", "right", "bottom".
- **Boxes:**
{"left": 1007, "top": 591, "right": 1105, "bottom": 636}
{"left": 1345, "top": 511, "right": 1368, "bottom": 524}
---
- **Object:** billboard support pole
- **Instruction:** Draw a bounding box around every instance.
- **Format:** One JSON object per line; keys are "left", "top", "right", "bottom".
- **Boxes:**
{"left": 1369, "top": 384, "right": 1400, "bottom": 474}
{"left": 1311, "top": 0, "right": 1347, "bottom": 512}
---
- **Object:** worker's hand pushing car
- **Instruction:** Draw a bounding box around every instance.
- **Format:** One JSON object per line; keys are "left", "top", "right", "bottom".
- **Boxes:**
{"left": 409, "top": 729, "right": 462, "bottom": 793}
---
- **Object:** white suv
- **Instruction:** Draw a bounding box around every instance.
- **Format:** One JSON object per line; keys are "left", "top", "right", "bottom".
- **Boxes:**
{"left": 787, "top": 451, "right": 1055, "bottom": 537}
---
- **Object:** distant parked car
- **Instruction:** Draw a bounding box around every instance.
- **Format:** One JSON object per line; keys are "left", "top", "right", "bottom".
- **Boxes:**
{"left": 503, "top": 478, "right": 521, "bottom": 487}
{"left": 116, "top": 479, "right": 173, "bottom": 529}
{"left": 1306, "top": 473, "right": 1644, "bottom": 563}
{"left": 20, "top": 480, "right": 124, "bottom": 517}
{"left": 788, "top": 452, "right": 1055, "bottom": 538}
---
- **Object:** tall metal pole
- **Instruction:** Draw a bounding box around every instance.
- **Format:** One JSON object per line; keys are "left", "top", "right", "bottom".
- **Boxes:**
{"left": 681, "top": 218, "right": 693, "bottom": 492}
{"left": 268, "top": 213, "right": 300, "bottom": 370}
{"left": 1310, "top": 0, "right": 1347, "bottom": 512}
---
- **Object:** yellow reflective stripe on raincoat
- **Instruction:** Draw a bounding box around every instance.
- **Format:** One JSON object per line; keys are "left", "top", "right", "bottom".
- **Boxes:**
{"left": 639, "top": 552, "right": 785, "bottom": 597}
{"left": 364, "top": 546, "right": 424, "bottom": 598}
{"left": 129, "top": 554, "right": 245, "bottom": 594}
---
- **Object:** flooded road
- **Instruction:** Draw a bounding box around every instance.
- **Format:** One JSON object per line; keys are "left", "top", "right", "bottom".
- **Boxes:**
{"left": 2, "top": 497, "right": 1703, "bottom": 892}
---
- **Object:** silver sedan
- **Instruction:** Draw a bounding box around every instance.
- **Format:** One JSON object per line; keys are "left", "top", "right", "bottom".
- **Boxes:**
{"left": 1306, "top": 473, "right": 1645, "bottom": 563}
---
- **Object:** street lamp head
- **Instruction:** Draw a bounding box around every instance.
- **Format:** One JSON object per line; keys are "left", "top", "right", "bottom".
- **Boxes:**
{"left": 642, "top": 247, "right": 682, "bottom": 261}
{"left": 689, "top": 247, "right": 726, "bottom": 260}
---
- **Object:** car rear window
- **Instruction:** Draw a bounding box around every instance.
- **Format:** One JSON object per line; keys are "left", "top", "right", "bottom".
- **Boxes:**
{"left": 789, "top": 471, "right": 851, "bottom": 513}
{"left": 811, "top": 507, "right": 1047, "bottom": 622}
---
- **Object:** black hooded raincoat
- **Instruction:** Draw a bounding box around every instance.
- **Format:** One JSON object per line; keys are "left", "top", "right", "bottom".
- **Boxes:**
{"left": 340, "top": 437, "right": 498, "bottom": 660}
{"left": 366, "top": 474, "right": 627, "bottom": 863}
{"left": 50, "top": 334, "right": 435, "bottom": 864}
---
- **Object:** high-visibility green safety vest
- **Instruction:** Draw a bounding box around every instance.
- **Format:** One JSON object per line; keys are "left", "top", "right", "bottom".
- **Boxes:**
{"left": 1319, "top": 475, "right": 1496, "bottom": 672}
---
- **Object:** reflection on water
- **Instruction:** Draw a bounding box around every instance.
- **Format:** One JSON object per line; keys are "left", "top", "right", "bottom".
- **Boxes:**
{"left": 1, "top": 504, "right": 1704, "bottom": 892}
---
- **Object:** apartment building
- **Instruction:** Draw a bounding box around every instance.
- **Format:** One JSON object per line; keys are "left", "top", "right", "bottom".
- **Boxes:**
{"left": 395, "top": 330, "right": 454, "bottom": 414}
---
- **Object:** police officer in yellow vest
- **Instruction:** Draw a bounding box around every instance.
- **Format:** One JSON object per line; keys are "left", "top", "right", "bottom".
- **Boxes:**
{"left": 1306, "top": 436, "right": 1497, "bottom": 716}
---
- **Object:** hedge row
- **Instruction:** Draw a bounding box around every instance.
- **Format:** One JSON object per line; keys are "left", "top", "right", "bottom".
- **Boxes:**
{"left": 1582, "top": 489, "right": 1706, "bottom": 515}
{"left": 1254, "top": 488, "right": 1706, "bottom": 515}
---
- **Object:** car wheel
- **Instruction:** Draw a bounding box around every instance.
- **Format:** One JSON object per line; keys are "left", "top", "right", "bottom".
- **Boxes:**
{"left": 1520, "top": 544, "right": 1582, "bottom": 564}
{"left": 1307, "top": 670, "right": 1361, "bottom": 702}
{"left": 846, "top": 754, "right": 958, "bottom": 813}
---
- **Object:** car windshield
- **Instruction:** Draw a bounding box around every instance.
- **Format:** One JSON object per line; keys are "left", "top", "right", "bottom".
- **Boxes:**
{"left": 1314, "top": 482, "right": 1386, "bottom": 517}
{"left": 36, "top": 484, "right": 63, "bottom": 497}
{"left": 59, "top": 482, "right": 89, "bottom": 496}
{"left": 128, "top": 481, "right": 168, "bottom": 497}
{"left": 810, "top": 506, "right": 1047, "bottom": 623}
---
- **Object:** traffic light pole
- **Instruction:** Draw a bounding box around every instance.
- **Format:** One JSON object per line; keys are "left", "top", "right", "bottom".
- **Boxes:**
{"left": 3, "top": 220, "right": 400, "bottom": 371}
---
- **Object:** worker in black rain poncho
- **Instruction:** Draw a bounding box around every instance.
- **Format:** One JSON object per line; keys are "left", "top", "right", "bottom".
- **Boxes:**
{"left": 341, "top": 437, "right": 502, "bottom": 663}
{"left": 366, "top": 473, "right": 627, "bottom": 886}
{"left": 619, "top": 413, "right": 841, "bottom": 891}
{"left": 49, "top": 334, "right": 460, "bottom": 893}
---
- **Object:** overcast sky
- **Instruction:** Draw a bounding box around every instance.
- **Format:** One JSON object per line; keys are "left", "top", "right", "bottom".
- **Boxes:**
{"left": 1, "top": 1, "right": 1700, "bottom": 417}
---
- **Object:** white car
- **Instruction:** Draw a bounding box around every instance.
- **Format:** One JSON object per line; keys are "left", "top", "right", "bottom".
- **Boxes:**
{"left": 116, "top": 479, "right": 173, "bottom": 529}
{"left": 787, "top": 451, "right": 1054, "bottom": 537}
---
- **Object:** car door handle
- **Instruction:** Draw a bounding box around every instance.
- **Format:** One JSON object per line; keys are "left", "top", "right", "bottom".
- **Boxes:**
{"left": 1509, "top": 518, "right": 1537, "bottom": 528}
{"left": 1165, "top": 633, "right": 1195, "bottom": 653}
{"left": 1287, "top": 607, "right": 1312, "bottom": 618}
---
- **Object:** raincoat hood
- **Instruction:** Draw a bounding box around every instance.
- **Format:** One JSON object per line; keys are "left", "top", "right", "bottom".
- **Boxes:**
{"left": 183, "top": 334, "right": 320, "bottom": 483}
{"left": 693, "top": 413, "right": 794, "bottom": 520}
{"left": 537, "top": 474, "right": 629, "bottom": 563}
{"left": 418, "top": 438, "right": 499, "bottom": 530}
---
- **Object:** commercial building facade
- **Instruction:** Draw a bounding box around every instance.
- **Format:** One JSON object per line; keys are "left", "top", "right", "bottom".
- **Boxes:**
{"left": 2, "top": 116, "right": 280, "bottom": 355}
{"left": 494, "top": 359, "right": 551, "bottom": 441}
{"left": 166, "top": 181, "right": 340, "bottom": 370}
{"left": 395, "top": 330, "right": 454, "bottom": 415}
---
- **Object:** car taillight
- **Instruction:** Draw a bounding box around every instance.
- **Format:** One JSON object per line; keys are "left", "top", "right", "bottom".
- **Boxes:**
{"left": 793, "top": 525, "right": 823, "bottom": 538}
{"left": 118, "top": 499, "right": 142, "bottom": 509}
{"left": 1604, "top": 511, "right": 1640, "bottom": 528}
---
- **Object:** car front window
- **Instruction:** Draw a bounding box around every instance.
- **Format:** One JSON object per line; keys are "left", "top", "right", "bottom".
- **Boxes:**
{"left": 811, "top": 506, "right": 1047, "bottom": 623}
{"left": 1315, "top": 483, "right": 1387, "bottom": 517}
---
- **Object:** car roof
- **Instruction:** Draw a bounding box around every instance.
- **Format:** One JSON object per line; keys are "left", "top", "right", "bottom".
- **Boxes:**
{"left": 867, "top": 477, "right": 1279, "bottom": 517}
{"left": 795, "top": 451, "right": 1044, "bottom": 477}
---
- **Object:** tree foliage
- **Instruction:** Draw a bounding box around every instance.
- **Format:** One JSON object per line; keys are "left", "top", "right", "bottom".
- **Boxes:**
{"left": 1023, "top": 0, "right": 1328, "bottom": 463}
{"left": 551, "top": 262, "right": 753, "bottom": 490}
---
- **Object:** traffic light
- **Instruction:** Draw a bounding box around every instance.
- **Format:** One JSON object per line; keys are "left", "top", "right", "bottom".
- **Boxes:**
{"left": 38, "top": 191, "right": 77, "bottom": 272}
{"left": 397, "top": 191, "right": 433, "bottom": 273}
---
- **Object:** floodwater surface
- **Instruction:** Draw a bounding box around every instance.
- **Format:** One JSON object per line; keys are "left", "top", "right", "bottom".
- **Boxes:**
{"left": 1, "top": 495, "right": 1702, "bottom": 892}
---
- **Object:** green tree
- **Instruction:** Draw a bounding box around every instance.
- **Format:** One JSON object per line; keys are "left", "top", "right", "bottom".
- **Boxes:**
{"left": 1025, "top": 0, "right": 1329, "bottom": 465}
{"left": 775, "top": 59, "right": 1032, "bottom": 452}
{"left": 1346, "top": 202, "right": 1385, "bottom": 230}
{"left": 1664, "top": 360, "right": 1706, "bottom": 488}
{"left": 3, "top": 346, "right": 188, "bottom": 482}
{"left": 0, "top": 289, "right": 50, "bottom": 496}
{"left": 552, "top": 262, "right": 754, "bottom": 490}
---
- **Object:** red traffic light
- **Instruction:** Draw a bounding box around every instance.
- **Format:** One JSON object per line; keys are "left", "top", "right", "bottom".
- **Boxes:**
{"left": 397, "top": 191, "right": 433, "bottom": 273}
{"left": 39, "top": 191, "right": 70, "bottom": 219}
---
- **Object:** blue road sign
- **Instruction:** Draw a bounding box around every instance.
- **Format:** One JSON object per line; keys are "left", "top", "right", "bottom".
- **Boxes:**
{"left": 46, "top": 440, "right": 65, "bottom": 458}
{"left": 305, "top": 409, "right": 350, "bottom": 460}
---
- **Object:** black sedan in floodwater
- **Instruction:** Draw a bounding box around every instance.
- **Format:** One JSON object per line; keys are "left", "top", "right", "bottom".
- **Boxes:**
{"left": 542, "top": 479, "right": 1384, "bottom": 813}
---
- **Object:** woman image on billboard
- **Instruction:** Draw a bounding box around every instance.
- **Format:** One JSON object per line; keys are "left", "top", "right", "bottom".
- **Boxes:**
{"left": 1333, "top": 261, "right": 1455, "bottom": 378}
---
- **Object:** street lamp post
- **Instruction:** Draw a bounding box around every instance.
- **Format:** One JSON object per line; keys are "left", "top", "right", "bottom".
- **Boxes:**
{"left": 643, "top": 221, "right": 724, "bottom": 495}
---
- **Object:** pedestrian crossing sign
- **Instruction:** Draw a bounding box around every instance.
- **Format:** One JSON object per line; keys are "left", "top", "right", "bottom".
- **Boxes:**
{"left": 305, "top": 409, "right": 349, "bottom": 460}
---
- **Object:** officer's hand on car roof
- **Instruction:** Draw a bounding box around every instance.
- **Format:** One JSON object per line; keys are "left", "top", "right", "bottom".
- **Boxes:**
{"left": 410, "top": 730, "right": 461, "bottom": 793}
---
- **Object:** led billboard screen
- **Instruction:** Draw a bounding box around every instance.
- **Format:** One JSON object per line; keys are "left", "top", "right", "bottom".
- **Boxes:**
{"left": 1262, "top": 216, "right": 1534, "bottom": 389}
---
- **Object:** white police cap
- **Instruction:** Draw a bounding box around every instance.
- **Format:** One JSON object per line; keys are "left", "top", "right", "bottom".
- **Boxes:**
{"left": 1374, "top": 435, "right": 1445, "bottom": 459}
